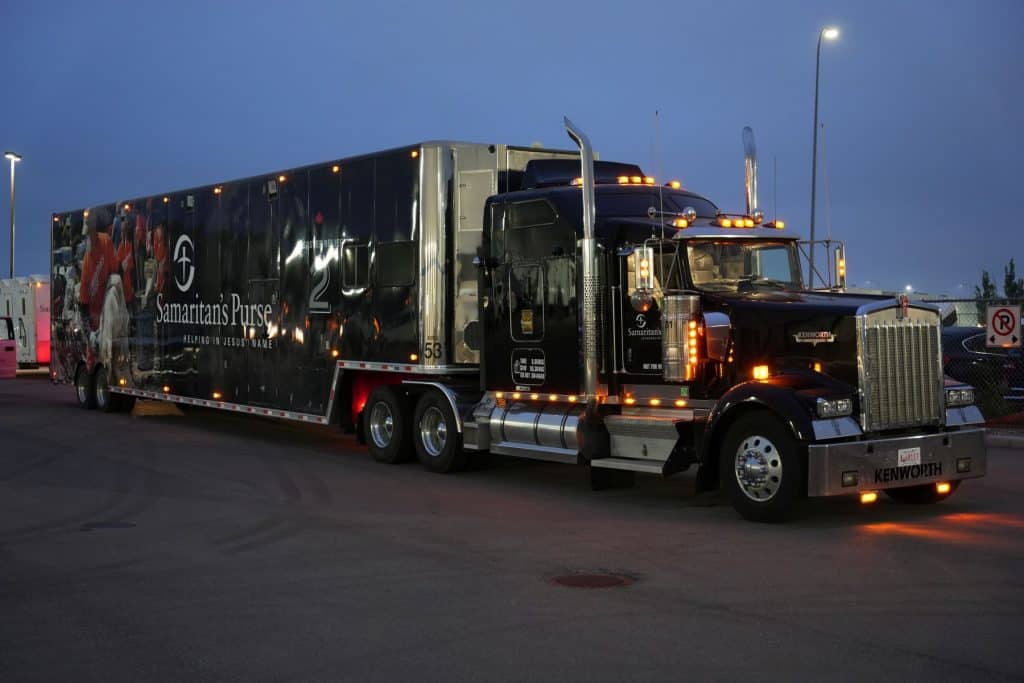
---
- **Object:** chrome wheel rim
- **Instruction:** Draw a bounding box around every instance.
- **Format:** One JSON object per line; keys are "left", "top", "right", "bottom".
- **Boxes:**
{"left": 95, "top": 372, "right": 108, "bottom": 409}
{"left": 76, "top": 372, "right": 89, "bottom": 404}
{"left": 368, "top": 402, "right": 394, "bottom": 449}
{"left": 419, "top": 406, "right": 447, "bottom": 458}
{"left": 734, "top": 434, "right": 782, "bottom": 502}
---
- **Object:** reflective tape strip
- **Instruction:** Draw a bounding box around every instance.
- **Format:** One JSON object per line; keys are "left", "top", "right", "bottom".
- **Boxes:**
{"left": 335, "top": 360, "right": 475, "bottom": 375}
{"left": 110, "top": 387, "right": 329, "bottom": 425}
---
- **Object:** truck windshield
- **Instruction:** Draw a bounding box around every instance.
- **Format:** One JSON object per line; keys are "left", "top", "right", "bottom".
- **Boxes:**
{"left": 686, "top": 239, "right": 802, "bottom": 291}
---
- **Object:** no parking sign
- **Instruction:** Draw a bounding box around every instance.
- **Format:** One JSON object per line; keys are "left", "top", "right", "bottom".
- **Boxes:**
{"left": 986, "top": 305, "right": 1021, "bottom": 348}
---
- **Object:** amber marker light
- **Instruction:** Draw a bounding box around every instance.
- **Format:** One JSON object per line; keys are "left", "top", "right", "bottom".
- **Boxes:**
{"left": 278, "top": 175, "right": 286, "bottom": 182}
{"left": 719, "top": 218, "right": 732, "bottom": 228}
{"left": 936, "top": 482, "right": 952, "bottom": 494}
{"left": 548, "top": 394, "right": 558, "bottom": 401}
{"left": 813, "top": 362, "right": 823, "bottom": 373}
{"left": 668, "top": 180, "right": 681, "bottom": 189}
{"left": 163, "top": 385, "right": 171, "bottom": 393}
{"left": 162, "top": 196, "right": 170, "bottom": 203}
{"left": 331, "top": 165, "right": 340, "bottom": 173}
{"left": 213, "top": 186, "right": 222, "bottom": 195}
{"left": 83, "top": 210, "right": 90, "bottom": 217}
{"left": 630, "top": 175, "right": 642, "bottom": 184}
{"left": 752, "top": 365, "right": 770, "bottom": 380}
{"left": 567, "top": 395, "right": 578, "bottom": 403}
{"left": 512, "top": 392, "right": 522, "bottom": 400}
{"left": 123, "top": 204, "right": 131, "bottom": 212}
{"left": 624, "top": 397, "right": 636, "bottom": 405}
{"left": 674, "top": 399, "right": 687, "bottom": 408}
{"left": 743, "top": 218, "right": 755, "bottom": 228}
{"left": 617, "top": 176, "right": 629, "bottom": 184}
{"left": 212, "top": 392, "right": 223, "bottom": 400}
{"left": 118, "top": 378, "right": 126, "bottom": 386}
{"left": 409, "top": 353, "right": 419, "bottom": 361}
{"left": 649, "top": 398, "right": 661, "bottom": 406}
{"left": 570, "top": 177, "right": 583, "bottom": 186}
{"left": 860, "top": 491, "right": 879, "bottom": 504}
{"left": 673, "top": 218, "right": 688, "bottom": 228}
{"left": 331, "top": 349, "right": 339, "bottom": 358}
{"left": 495, "top": 392, "right": 504, "bottom": 399}
{"left": 644, "top": 177, "right": 655, "bottom": 185}
{"left": 410, "top": 150, "right": 419, "bottom": 158}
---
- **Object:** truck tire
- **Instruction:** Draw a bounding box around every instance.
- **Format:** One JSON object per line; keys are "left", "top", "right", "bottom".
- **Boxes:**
{"left": 93, "top": 366, "right": 117, "bottom": 413}
{"left": 75, "top": 364, "right": 96, "bottom": 410}
{"left": 363, "top": 385, "right": 413, "bottom": 464}
{"left": 885, "top": 480, "right": 960, "bottom": 504}
{"left": 720, "top": 412, "right": 804, "bottom": 523}
{"left": 413, "top": 391, "right": 466, "bottom": 473}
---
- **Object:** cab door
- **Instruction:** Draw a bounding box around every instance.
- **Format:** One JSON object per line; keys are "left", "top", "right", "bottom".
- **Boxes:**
{"left": 0, "top": 318, "right": 16, "bottom": 379}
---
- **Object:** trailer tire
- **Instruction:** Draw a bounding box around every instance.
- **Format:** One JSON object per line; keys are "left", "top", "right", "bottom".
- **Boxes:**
{"left": 413, "top": 391, "right": 465, "bottom": 474}
{"left": 720, "top": 412, "right": 804, "bottom": 523}
{"left": 885, "top": 480, "right": 960, "bottom": 504}
{"left": 75, "top": 364, "right": 96, "bottom": 410}
{"left": 363, "top": 386, "right": 413, "bottom": 464}
{"left": 93, "top": 366, "right": 117, "bottom": 413}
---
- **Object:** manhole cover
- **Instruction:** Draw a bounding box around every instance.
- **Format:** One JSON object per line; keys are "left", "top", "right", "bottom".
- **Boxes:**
{"left": 550, "top": 573, "right": 634, "bottom": 588}
{"left": 80, "top": 521, "right": 136, "bottom": 531}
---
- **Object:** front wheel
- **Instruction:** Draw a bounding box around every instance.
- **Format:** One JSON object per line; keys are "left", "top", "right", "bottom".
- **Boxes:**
{"left": 720, "top": 412, "right": 805, "bottom": 523}
{"left": 885, "top": 480, "right": 960, "bottom": 504}
{"left": 413, "top": 392, "right": 465, "bottom": 473}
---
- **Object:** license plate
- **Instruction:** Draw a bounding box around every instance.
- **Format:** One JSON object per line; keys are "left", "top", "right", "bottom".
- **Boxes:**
{"left": 897, "top": 447, "right": 921, "bottom": 467}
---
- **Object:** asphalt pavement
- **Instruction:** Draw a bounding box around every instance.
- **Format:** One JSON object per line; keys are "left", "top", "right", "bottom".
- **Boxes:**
{"left": 2, "top": 376, "right": 1023, "bottom": 682}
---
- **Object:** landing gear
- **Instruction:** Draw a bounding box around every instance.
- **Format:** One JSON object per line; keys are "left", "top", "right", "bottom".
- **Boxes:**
{"left": 721, "top": 412, "right": 804, "bottom": 522}
{"left": 363, "top": 385, "right": 413, "bottom": 464}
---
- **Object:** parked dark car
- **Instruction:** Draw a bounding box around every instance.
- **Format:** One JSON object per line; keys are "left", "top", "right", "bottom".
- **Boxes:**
{"left": 942, "top": 326, "right": 1024, "bottom": 416}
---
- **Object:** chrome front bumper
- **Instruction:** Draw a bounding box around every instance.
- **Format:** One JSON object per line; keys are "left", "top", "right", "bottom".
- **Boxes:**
{"left": 806, "top": 428, "right": 986, "bottom": 497}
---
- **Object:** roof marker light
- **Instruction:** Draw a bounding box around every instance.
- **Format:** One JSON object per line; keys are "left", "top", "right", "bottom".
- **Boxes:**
{"left": 860, "top": 491, "right": 879, "bottom": 504}
{"left": 643, "top": 177, "right": 655, "bottom": 185}
{"left": 668, "top": 180, "right": 681, "bottom": 189}
{"left": 673, "top": 218, "right": 688, "bottom": 228}
{"left": 411, "top": 150, "right": 419, "bottom": 158}
{"left": 719, "top": 218, "right": 732, "bottom": 228}
{"left": 752, "top": 365, "right": 770, "bottom": 380}
{"left": 630, "top": 175, "right": 642, "bottom": 184}
{"left": 617, "top": 176, "right": 629, "bottom": 184}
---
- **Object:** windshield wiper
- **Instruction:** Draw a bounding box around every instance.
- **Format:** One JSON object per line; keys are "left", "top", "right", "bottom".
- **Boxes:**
{"left": 737, "top": 275, "right": 790, "bottom": 290}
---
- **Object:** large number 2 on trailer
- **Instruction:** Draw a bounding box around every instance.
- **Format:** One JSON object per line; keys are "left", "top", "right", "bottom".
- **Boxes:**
{"left": 309, "top": 261, "right": 330, "bottom": 313}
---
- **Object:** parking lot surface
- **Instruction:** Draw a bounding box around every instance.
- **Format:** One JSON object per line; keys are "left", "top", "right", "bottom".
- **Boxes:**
{"left": 2, "top": 377, "right": 1023, "bottom": 682}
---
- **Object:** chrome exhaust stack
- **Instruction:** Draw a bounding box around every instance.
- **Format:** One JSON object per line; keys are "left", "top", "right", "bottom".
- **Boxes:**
{"left": 564, "top": 116, "right": 600, "bottom": 399}
{"left": 742, "top": 126, "right": 760, "bottom": 220}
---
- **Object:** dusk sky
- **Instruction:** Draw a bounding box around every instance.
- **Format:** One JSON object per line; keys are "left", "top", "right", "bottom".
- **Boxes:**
{"left": 2, "top": 0, "right": 1021, "bottom": 295}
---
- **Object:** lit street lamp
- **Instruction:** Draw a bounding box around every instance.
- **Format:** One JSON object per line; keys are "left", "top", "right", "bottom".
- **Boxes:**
{"left": 4, "top": 151, "right": 22, "bottom": 279}
{"left": 808, "top": 26, "right": 839, "bottom": 287}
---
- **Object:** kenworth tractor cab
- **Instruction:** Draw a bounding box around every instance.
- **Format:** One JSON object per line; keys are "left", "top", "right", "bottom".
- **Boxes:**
{"left": 459, "top": 119, "right": 987, "bottom": 521}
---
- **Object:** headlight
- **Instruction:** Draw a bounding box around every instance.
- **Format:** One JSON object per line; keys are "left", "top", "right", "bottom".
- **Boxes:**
{"left": 945, "top": 387, "right": 975, "bottom": 407}
{"left": 816, "top": 397, "right": 853, "bottom": 419}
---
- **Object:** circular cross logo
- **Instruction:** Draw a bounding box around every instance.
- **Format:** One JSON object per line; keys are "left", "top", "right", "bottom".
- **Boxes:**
{"left": 173, "top": 234, "right": 195, "bottom": 292}
{"left": 635, "top": 313, "right": 647, "bottom": 329}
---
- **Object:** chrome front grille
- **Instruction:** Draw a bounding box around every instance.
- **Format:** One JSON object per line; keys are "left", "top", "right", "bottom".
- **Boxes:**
{"left": 859, "top": 309, "right": 943, "bottom": 431}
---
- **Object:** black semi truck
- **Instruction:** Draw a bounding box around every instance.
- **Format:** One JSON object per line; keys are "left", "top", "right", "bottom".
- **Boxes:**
{"left": 51, "top": 118, "right": 987, "bottom": 521}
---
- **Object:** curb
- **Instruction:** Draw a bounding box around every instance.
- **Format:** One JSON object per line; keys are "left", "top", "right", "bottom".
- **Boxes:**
{"left": 985, "top": 429, "right": 1024, "bottom": 449}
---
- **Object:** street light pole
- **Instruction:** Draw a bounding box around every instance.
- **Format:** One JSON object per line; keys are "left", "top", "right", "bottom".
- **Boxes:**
{"left": 4, "top": 151, "right": 21, "bottom": 279}
{"left": 809, "top": 27, "right": 838, "bottom": 288}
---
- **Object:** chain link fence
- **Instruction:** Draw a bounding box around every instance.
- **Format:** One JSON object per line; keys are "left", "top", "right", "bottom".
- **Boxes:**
{"left": 922, "top": 298, "right": 1024, "bottom": 426}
